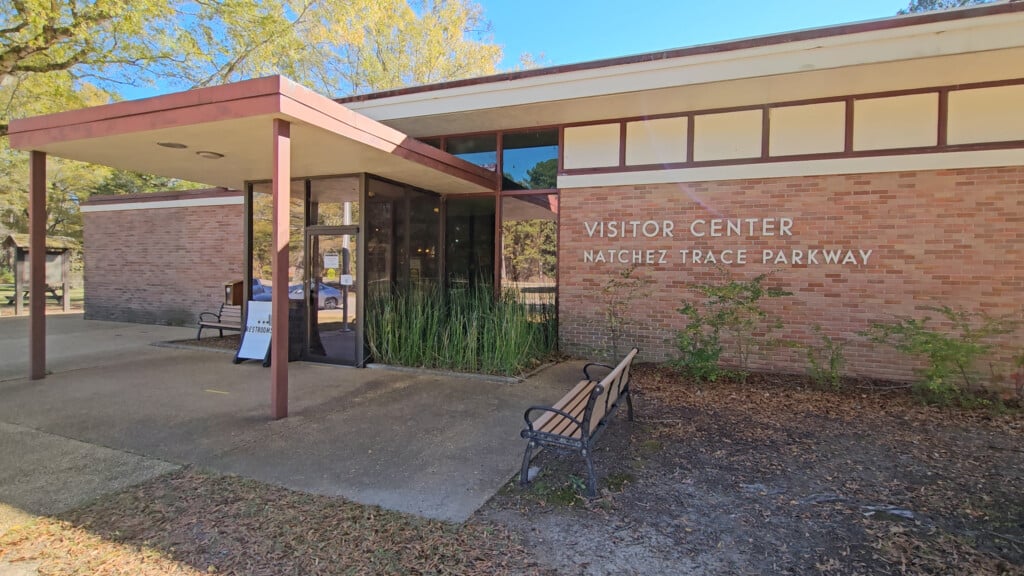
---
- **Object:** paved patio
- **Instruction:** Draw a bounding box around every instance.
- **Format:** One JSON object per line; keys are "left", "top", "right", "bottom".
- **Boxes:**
{"left": 0, "top": 314, "right": 572, "bottom": 524}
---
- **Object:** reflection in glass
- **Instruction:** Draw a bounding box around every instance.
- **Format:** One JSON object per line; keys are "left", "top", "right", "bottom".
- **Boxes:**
{"left": 309, "top": 177, "right": 359, "bottom": 226}
{"left": 251, "top": 180, "right": 305, "bottom": 289}
{"left": 307, "top": 232, "right": 358, "bottom": 365}
{"left": 445, "top": 134, "right": 497, "bottom": 171}
{"left": 501, "top": 194, "right": 558, "bottom": 311}
{"left": 408, "top": 191, "right": 440, "bottom": 283}
{"left": 501, "top": 130, "right": 559, "bottom": 190}
{"left": 365, "top": 179, "right": 404, "bottom": 287}
{"left": 364, "top": 178, "right": 441, "bottom": 288}
{"left": 445, "top": 196, "right": 496, "bottom": 289}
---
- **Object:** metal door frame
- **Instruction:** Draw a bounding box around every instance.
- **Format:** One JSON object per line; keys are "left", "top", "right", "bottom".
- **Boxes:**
{"left": 303, "top": 225, "right": 364, "bottom": 366}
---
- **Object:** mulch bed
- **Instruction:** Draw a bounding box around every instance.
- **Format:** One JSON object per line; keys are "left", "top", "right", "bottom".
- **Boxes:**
{"left": 480, "top": 365, "right": 1024, "bottom": 575}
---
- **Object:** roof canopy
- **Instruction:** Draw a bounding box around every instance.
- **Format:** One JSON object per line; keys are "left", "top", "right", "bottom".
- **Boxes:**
{"left": 3, "top": 234, "right": 78, "bottom": 251}
{"left": 7, "top": 77, "right": 494, "bottom": 194}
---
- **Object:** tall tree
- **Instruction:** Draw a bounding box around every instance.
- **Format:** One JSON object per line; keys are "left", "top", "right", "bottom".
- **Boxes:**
{"left": 0, "top": 0, "right": 506, "bottom": 240}
{"left": 898, "top": 0, "right": 991, "bottom": 14}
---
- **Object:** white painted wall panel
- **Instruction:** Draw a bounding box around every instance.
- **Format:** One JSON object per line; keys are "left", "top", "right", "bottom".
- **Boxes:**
{"left": 853, "top": 93, "right": 938, "bottom": 150}
{"left": 769, "top": 102, "right": 846, "bottom": 156}
{"left": 563, "top": 123, "right": 620, "bottom": 169}
{"left": 693, "top": 110, "right": 763, "bottom": 161}
{"left": 948, "top": 84, "right": 1024, "bottom": 145}
{"left": 625, "top": 117, "right": 688, "bottom": 165}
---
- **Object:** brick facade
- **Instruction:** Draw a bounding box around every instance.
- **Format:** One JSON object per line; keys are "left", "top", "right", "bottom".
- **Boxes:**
{"left": 83, "top": 196, "right": 243, "bottom": 326}
{"left": 558, "top": 166, "right": 1024, "bottom": 386}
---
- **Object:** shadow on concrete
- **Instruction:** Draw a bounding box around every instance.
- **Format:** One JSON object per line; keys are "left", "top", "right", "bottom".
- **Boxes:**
{"left": 0, "top": 316, "right": 576, "bottom": 522}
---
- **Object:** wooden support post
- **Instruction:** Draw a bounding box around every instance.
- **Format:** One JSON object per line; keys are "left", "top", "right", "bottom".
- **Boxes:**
{"left": 62, "top": 250, "right": 71, "bottom": 312}
{"left": 29, "top": 151, "right": 46, "bottom": 380}
{"left": 13, "top": 249, "right": 24, "bottom": 316}
{"left": 270, "top": 119, "right": 291, "bottom": 419}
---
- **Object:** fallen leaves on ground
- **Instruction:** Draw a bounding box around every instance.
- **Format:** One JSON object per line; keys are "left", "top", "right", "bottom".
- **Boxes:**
{"left": 483, "top": 364, "right": 1024, "bottom": 575}
{"left": 0, "top": 469, "right": 540, "bottom": 576}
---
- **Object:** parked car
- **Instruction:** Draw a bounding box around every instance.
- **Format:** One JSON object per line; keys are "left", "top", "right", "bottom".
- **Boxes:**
{"left": 288, "top": 281, "right": 343, "bottom": 310}
{"left": 251, "top": 278, "right": 272, "bottom": 302}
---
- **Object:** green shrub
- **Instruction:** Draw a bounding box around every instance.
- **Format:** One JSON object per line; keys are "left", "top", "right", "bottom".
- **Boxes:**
{"left": 805, "top": 325, "right": 846, "bottom": 390}
{"left": 600, "top": 267, "right": 653, "bottom": 360}
{"left": 861, "top": 305, "right": 1018, "bottom": 405}
{"left": 365, "top": 281, "right": 555, "bottom": 376}
{"left": 673, "top": 271, "right": 792, "bottom": 382}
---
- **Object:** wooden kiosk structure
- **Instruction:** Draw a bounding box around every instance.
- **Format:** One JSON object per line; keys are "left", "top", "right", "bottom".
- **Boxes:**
{"left": 3, "top": 234, "right": 76, "bottom": 315}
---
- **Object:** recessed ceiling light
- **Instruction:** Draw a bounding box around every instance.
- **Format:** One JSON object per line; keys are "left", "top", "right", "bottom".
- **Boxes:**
{"left": 157, "top": 142, "right": 187, "bottom": 149}
{"left": 196, "top": 151, "right": 224, "bottom": 159}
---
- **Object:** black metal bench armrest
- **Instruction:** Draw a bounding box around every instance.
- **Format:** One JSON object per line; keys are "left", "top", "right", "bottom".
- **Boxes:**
{"left": 583, "top": 362, "right": 614, "bottom": 381}
{"left": 198, "top": 311, "right": 221, "bottom": 323}
{"left": 522, "top": 405, "right": 585, "bottom": 435}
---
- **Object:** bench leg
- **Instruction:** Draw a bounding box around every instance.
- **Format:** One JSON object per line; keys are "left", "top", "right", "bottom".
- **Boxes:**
{"left": 218, "top": 328, "right": 224, "bottom": 338}
{"left": 196, "top": 326, "right": 203, "bottom": 341}
{"left": 626, "top": 389, "right": 635, "bottom": 422}
{"left": 519, "top": 440, "right": 536, "bottom": 486}
{"left": 581, "top": 448, "right": 598, "bottom": 498}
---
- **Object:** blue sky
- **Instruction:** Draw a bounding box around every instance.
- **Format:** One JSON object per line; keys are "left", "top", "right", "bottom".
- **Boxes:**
{"left": 482, "top": 0, "right": 912, "bottom": 70}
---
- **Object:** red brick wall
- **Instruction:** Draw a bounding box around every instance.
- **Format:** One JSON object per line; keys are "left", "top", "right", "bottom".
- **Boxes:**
{"left": 83, "top": 203, "right": 243, "bottom": 326}
{"left": 558, "top": 166, "right": 1024, "bottom": 386}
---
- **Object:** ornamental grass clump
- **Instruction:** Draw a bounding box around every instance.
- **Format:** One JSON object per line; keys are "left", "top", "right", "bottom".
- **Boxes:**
{"left": 366, "top": 281, "right": 555, "bottom": 376}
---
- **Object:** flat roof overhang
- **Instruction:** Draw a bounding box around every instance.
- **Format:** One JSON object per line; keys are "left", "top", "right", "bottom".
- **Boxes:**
{"left": 7, "top": 76, "right": 495, "bottom": 194}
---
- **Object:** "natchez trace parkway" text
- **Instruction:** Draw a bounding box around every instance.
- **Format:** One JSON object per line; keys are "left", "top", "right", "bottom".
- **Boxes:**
{"left": 581, "top": 217, "right": 873, "bottom": 267}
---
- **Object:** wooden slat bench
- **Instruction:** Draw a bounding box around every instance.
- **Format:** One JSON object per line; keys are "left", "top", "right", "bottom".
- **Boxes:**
{"left": 196, "top": 304, "right": 242, "bottom": 340}
{"left": 520, "top": 347, "right": 639, "bottom": 497}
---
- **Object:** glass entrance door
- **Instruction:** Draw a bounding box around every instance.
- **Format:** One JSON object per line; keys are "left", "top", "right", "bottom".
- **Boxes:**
{"left": 304, "top": 228, "right": 361, "bottom": 365}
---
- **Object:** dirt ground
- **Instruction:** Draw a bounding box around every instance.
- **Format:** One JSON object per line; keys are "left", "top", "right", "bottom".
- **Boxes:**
{"left": 479, "top": 365, "right": 1024, "bottom": 576}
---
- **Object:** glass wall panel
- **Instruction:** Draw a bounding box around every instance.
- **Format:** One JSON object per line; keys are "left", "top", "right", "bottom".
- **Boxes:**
{"left": 251, "top": 180, "right": 305, "bottom": 296}
{"left": 445, "top": 134, "right": 497, "bottom": 171}
{"left": 445, "top": 196, "right": 496, "bottom": 289}
{"left": 501, "top": 130, "right": 559, "bottom": 190}
{"left": 365, "top": 178, "right": 406, "bottom": 287}
{"left": 408, "top": 190, "right": 441, "bottom": 283}
{"left": 309, "top": 176, "right": 360, "bottom": 299}
{"left": 309, "top": 176, "right": 359, "bottom": 226}
{"left": 501, "top": 194, "right": 558, "bottom": 310}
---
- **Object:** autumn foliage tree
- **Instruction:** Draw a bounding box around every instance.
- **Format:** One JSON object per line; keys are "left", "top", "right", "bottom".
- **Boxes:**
{"left": 898, "top": 0, "right": 991, "bottom": 14}
{"left": 0, "top": 0, "right": 506, "bottom": 239}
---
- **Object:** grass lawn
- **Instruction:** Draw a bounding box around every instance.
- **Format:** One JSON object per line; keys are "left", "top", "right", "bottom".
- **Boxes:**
{"left": 0, "top": 284, "right": 84, "bottom": 316}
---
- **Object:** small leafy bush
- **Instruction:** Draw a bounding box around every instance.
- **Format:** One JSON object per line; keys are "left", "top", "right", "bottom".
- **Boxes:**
{"left": 673, "top": 271, "right": 792, "bottom": 382}
{"left": 600, "top": 266, "right": 653, "bottom": 360}
{"left": 861, "top": 305, "right": 1018, "bottom": 405}
{"left": 805, "top": 325, "right": 846, "bottom": 390}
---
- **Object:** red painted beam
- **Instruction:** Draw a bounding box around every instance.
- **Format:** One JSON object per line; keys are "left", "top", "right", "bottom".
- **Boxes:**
{"left": 29, "top": 151, "right": 46, "bottom": 380}
{"left": 270, "top": 119, "right": 290, "bottom": 419}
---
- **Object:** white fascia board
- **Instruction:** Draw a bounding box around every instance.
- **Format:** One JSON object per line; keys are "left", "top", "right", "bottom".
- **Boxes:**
{"left": 80, "top": 196, "right": 243, "bottom": 212}
{"left": 347, "top": 13, "right": 1024, "bottom": 122}
{"left": 556, "top": 149, "right": 1024, "bottom": 189}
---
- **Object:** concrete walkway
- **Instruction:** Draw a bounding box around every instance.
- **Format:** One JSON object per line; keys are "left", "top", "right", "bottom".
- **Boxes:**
{"left": 0, "top": 314, "right": 572, "bottom": 525}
